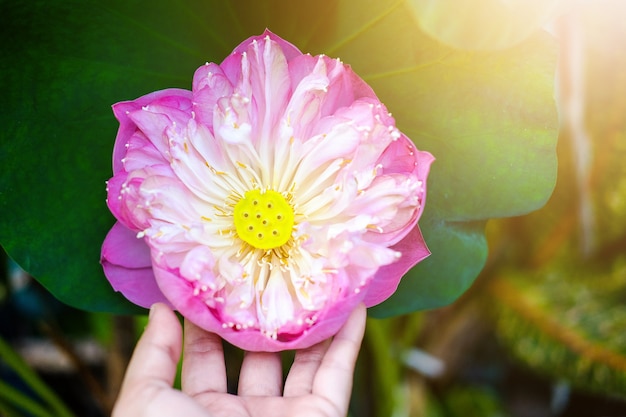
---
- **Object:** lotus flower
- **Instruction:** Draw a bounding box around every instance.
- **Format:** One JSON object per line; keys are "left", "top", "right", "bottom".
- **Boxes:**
{"left": 101, "top": 30, "right": 433, "bottom": 351}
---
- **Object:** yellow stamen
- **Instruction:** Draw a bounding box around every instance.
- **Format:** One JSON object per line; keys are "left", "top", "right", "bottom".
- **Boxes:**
{"left": 233, "top": 189, "right": 294, "bottom": 250}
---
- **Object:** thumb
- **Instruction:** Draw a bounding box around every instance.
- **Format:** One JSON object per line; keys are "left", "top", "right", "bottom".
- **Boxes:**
{"left": 113, "top": 304, "right": 213, "bottom": 417}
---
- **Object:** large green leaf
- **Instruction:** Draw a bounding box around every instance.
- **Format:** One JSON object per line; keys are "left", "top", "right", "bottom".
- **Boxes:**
{"left": 0, "top": 0, "right": 558, "bottom": 315}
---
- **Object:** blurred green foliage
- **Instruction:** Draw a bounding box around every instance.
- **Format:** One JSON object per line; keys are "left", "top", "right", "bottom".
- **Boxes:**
{"left": 0, "top": 0, "right": 557, "bottom": 316}
{"left": 488, "top": 1, "right": 626, "bottom": 399}
{"left": 5, "top": 1, "right": 626, "bottom": 417}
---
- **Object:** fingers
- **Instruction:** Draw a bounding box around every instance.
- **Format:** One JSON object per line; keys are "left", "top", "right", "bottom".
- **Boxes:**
{"left": 113, "top": 303, "right": 185, "bottom": 416}
{"left": 238, "top": 351, "right": 283, "bottom": 396}
{"left": 312, "top": 304, "right": 367, "bottom": 413}
{"left": 283, "top": 339, "right": 330, "bottom": 397}
{"left": 121, "top": 303, "right": 182, "bottom": 390}
{"left": 181, "top": 318, "right": 227, "bottom": 396}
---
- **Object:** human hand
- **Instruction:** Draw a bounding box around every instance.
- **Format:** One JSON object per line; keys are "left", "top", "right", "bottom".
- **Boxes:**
{"left": 112, "top": 302, "right": 366, "bottom": 417}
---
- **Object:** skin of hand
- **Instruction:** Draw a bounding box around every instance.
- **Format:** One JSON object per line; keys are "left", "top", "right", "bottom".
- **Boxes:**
{"left": 112, "top": 302, "right": 367, "bottom": 417}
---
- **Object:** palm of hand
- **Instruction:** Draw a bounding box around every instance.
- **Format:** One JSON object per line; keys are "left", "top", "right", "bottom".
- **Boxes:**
{"left": 113, "top": 303, "right": 365, "bottom": 417}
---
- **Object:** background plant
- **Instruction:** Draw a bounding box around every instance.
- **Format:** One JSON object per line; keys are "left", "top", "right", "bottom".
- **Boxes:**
{"left": 3, "top": 1, "right": 624, "bottom": 416}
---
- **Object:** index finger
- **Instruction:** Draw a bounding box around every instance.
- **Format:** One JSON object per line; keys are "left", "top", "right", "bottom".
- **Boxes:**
{"left": 181, "top": 318, "right": 228, "bottom": 397}
{"left": 312, "top": 304, "right": 366, "bottom": 412}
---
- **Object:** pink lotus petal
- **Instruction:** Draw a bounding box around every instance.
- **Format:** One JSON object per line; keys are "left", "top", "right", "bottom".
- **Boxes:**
{"left": 192, "top": 63, "right": 234, "bottom": 127}
{"left": 152, "top": 261, "right": 362, "bottom": 352}
{"left": 101, "top": 223, "right": 170, "bottom": 308}
{"left": 112, "top": 88, "right": 192, "bottom": 174}
{"left": 101, "top": 222, "right": 151, "bottom": 268}
{"left": 232, "top": 29, "right": 302, "bottom": 60}
{"left": 363, "top": 225, "right": 431, "bottom": 307}
{"left": 102, "top": 31, "right": 433, "bottom": 351}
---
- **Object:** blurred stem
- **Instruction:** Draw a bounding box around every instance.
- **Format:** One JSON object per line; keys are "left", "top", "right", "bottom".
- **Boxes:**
{"left": 558, "top": 7, "right": 595, "bottom": 255}
{"left": 366, "top": 317, "right": 401, "bottom": 417}
{"left": 39, "top": 320, "right": 112, "bottom": 415}
{"left": 106, "top": 315, "right": 138, "bottom": 403}
{"left": 398, "top": 312, "right": 424, "bottom": 349}
{"left": 0, "top": 334, "right": 75, "bottom": 417}
{"left": 0, "top": 380, "right": 57, "bottom": 417}
{"left": 0, "top": 396, "right": 23, "bottom": 417}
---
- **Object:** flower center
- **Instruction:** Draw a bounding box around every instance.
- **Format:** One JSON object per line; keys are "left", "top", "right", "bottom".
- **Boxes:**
{"left": 233, "top": 189, "right": 295, "bottom": 250}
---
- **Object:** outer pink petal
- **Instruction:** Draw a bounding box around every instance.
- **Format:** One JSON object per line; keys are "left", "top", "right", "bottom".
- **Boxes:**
{"left": 101, "top": 222, "right": 171, "bottom": 308}
{"left": 243, "top": 32, "right": 292, "bottom": 145}
{"left": 233, "top": 29, "right": 302, "bottom": 61}
{"left": 287, "top": 54, "right": 377, "bottom": 120}
{"left": 370, "top": 142, "right": 435, "bottom": 245}
{"left": 192, "top": 63, "right": 234, "bottom": 127}
{"left": 321, "top": 58, "right": 377, "bottom": 114}
{"left": 214, "top": 30, "right": 302, "bottom": 105}
{"left": 153, "top": 260, "right": 365, "bottom": 352}
{"left": 362, "top": 225, "right": 431, "bottom": 307}
{"left": 414, "top": 151, "right": 436, "bottom": 208}
{"left": 102, "top": 222, "right": 151, "bottom": 268}
{"left": 122, "top": 131, "right": 169, "bottom": 172}
{"left": 106, "top": 171, "right": 155, "bottom": 232}
{"left": 105, "top": 172, "right": 129, "bottom": 226}
{"left": 111, "top": 88, "right": 192, "bottom": 173}
{"left": 127, "top": 104, "right": 192, "bottom": 157}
